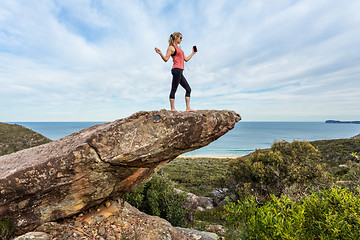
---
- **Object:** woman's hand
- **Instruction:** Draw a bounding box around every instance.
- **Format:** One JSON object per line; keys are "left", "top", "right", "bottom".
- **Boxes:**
{"left": 155, "top": 46, "right": 173, "bottom": 62}
{"left": 154, "top": 47, "right": 161, "bottom": 54}
{"left": 185, "top": 49, "right": 196, "bottom": 62}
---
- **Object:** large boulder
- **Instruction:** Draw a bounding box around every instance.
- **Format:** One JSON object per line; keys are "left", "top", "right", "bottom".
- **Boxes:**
{"left": 0, "top": 110, "right": 241, "bottom": 233}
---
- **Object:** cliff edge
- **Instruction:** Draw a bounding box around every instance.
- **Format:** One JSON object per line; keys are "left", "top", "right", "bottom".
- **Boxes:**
{"left": 0, "top": 109, "right": 241, "bottom": 234}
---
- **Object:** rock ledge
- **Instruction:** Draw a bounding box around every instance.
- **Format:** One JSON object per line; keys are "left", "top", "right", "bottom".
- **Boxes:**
{"left": 0, "top": 109, "right": 241, "bottom": 234}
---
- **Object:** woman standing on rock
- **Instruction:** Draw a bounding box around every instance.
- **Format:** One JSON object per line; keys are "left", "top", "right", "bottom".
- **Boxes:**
{"left": 155, "top": 32, "right": 197, "bottom": 112}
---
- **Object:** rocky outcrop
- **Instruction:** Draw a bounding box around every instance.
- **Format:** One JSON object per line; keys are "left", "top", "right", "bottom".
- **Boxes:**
{"left": 15, "top": 198, "right": 218, "bottom": 240}
{"left": 14, "top": 232, "right": 51, "bottom": 240}
{"left": 175, "top": 188, "right": 214, "bottom": 212}
{"left": 0, "top": 110, "right": 241, "bottom": 234}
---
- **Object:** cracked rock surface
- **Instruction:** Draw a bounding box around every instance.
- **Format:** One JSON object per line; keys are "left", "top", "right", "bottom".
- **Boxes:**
{"left": 0, "top": 110, "right": 241, "bottom": 234}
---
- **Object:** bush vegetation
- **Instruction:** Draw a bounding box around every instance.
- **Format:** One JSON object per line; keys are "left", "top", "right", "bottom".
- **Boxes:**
{"left": 220, "top": 139, "right": 360, "bottom": 239}
{"left": 124, "top": 139, "right": 360, "bottom": 238}
{"left": 312, "top": 138, "right": 360, "bottom": 167}
{"left": 122, "top": 174, "right": 190, "bottom": 227}
{"left": 123, "top": 157, "right": 234, "bottom": 230}
{"left": 229, "top": 140, "right": 330, "bottom": 202}
{"left": 224, "top": 187, "right": 360, "bottom": 239}
{"left": 0, "top": 218, "right": 14, "bottom": 240}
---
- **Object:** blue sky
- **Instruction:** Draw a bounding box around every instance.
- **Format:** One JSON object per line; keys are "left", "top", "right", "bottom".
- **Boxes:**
{"left": 1, "top": 0, "right": 359, "bottom": 121}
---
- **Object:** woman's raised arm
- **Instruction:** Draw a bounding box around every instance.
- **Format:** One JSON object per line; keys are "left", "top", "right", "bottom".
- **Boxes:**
{"left": 155, "top": 46, "right": 175, "bottom": 62}
{"left": 184, "top": 48, "right": 196, "bottom": 62}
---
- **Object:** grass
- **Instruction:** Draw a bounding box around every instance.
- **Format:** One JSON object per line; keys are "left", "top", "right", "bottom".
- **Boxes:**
{"left": 158, "top": 157, "right": 233, "bottom": 197}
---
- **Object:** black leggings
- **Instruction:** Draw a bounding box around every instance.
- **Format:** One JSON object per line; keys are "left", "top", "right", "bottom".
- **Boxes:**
{"left": 170, "top": 68, "right": 191, "bottom": 99}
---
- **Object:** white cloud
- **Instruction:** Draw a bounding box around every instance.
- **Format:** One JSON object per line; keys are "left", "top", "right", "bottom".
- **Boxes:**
{"left": 0, "top": 0, "right": 359, "bottom": 121}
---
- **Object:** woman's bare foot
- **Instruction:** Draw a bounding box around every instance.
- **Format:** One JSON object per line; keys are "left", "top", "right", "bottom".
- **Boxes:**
{"left": 171, "top": 108, "right": 182, "bottom": 113}
{"left": 185, "top": 97, "right": 196, "bottom": 112}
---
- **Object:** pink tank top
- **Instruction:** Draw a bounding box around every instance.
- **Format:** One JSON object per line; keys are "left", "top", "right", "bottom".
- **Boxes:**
{"left": 171, "top": 46, "right": 184, "bottom": 70}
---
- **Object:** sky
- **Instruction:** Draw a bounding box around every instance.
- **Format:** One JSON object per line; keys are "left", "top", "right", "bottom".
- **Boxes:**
{"left": 0, "top": 0, "right": 359, "bottom": 122}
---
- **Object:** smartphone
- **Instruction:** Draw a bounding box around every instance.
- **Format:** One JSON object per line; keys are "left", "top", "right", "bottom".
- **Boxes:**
{"left": 193, "top": 45, "right": 197, "bottom": 52}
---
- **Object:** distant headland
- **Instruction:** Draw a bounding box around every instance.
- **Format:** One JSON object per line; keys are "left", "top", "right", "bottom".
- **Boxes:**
{"left": 326, "top": 120, "right": 360, "bottom": 124}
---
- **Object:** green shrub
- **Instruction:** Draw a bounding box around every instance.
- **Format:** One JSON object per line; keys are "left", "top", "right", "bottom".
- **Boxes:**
{"left": 230, "top": 140, "right": 328, "bottom": 202}
{"left": 301, "top": 187, "right": 360, "bottom": 239}
{"left": 351, "top": 152, "right": 360, "bottom": 161}
{"left": 0, "top": 218, "right": 14, "bottom": 240}
{"left": 224, "top": 187, "right": 360, "bottom": 239}
{"left": 122, "top": 174, "right": 190, "bottom": 226}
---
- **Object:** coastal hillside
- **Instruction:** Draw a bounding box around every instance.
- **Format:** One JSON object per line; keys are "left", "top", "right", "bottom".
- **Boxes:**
{"left": 325, "top": 120, "right": 360, "bottom": 124}
{"left": 311, "top": 138, "right": 360, "bottom": 167}
{"left": 0, "top": 122, "right": 51, "bottom": 156}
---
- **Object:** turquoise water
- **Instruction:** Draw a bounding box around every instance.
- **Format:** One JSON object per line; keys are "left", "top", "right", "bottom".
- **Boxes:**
{"left": 185, "top": 122, "right": 360, "bottom": 156}
{"left": 11, "top": 121, "right": 360, "bottom": 157}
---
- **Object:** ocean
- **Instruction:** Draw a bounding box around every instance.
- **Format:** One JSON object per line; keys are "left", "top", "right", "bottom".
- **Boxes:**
{"left": 11, "top": 121, "right": 360, "bottom": 157}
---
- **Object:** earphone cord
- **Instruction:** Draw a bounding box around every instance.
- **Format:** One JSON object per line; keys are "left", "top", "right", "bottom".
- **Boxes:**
{"left": 185, "top": 52, "right": 196, "bottom": 72}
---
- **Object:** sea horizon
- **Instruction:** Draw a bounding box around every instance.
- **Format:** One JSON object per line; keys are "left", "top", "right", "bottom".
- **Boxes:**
{"left": 8, "top": 121, "right": 360, "bottom": 157}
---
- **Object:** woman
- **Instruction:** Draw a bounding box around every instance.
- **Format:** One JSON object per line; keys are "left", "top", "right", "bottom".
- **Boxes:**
{"left": 155, "top": 32, "right": 197, "bottom": 112}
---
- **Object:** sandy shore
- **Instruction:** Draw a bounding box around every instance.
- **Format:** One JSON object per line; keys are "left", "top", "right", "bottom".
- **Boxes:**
{"left": 177, "top": 155, "right": 241, "bottom": 159}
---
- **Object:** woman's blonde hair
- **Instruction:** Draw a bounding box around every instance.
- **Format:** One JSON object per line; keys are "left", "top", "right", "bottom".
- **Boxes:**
{"left": 168, "top": 32, "right": 182, "bottom": 46}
